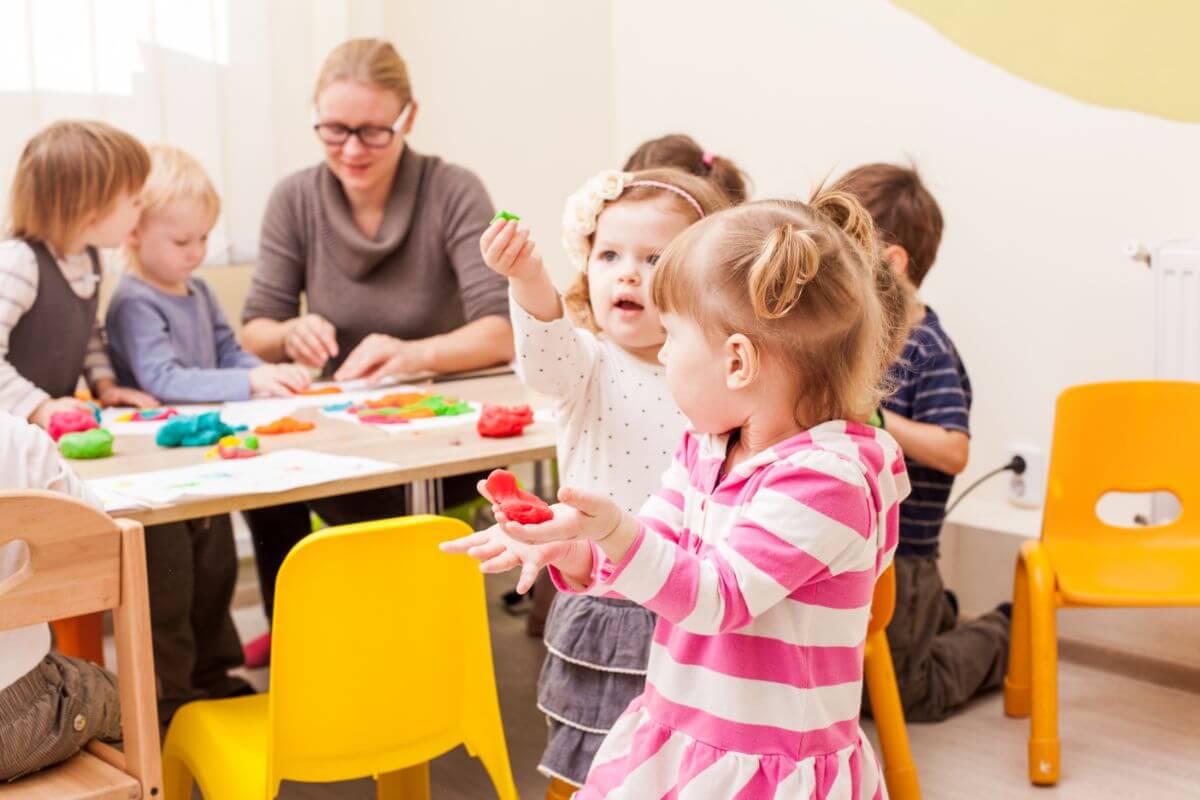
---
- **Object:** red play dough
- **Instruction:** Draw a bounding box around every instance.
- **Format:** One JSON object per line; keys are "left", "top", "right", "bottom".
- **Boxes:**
{"left": 477, "top": 404, "right": 534, "bottom": 438}
{"left": 48, "top": 409, "right": 99, "bottom": 442}
{"left": 484, "top": 469, "right": 552, "bottom": 524}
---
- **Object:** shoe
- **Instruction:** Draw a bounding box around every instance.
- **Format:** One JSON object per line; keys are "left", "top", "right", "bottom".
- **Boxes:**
{"left": 944, "top": 588, "right": 960, "bottom": 619}
{"left": 501, "top": 587, "right": 533, "bottom": 616}
{"left": 243, "top": 631, "right": 271, "bottom": 669}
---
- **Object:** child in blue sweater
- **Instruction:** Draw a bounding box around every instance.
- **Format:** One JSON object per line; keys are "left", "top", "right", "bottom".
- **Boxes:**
{"left": 106, "top": 145, "right": 310, "bottom": 724}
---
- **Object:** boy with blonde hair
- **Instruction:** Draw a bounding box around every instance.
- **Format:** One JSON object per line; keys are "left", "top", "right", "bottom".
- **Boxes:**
{"left": 107, "top": 146, "right": 309, "bottom": 723}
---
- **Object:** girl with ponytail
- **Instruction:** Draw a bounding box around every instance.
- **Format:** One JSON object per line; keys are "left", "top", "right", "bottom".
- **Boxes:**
{"left": 446, "top": 189, "right": 913, "bottom": 798}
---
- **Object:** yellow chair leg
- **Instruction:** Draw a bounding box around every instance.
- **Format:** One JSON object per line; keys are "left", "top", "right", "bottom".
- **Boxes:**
{"left": 546, "top": 776, "right": 578, "bottom": 800}
{"left": 161, "top": 750, "right": 194, "bottom": 800}
{"left": 864, "top": 630, "right": 921, "bottom": 800}
{"left": 1023, "top": 543, "right": 1061, "bottom": 785}
{"left": 1004, "top": 555, "right": 1032, "bottom": 718}
{"left": 376, "top": 762, "right": 430, "bottom": 800}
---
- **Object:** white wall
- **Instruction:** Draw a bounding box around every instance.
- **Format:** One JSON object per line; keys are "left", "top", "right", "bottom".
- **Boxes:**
{"left": 0, "top": 0, "right": 394, "bottom": 263}
{"left": 610, "top": 0, "right": 1200, "bottom": 495}
{"left": 385, "top": 0, "right": 615, "bottom": 286}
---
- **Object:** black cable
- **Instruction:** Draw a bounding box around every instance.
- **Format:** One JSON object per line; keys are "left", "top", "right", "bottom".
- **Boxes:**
{"left": 944, "top": 455, "right": 1027, "bottom": 517}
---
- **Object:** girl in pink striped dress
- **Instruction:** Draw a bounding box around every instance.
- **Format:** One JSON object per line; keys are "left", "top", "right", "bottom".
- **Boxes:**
{"left": 446, "top": 190, "right": 913, "bottom": 798}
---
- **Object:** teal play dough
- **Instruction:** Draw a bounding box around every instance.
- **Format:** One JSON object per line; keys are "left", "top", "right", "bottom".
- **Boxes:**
{"left": 59, "top": 428, "right": 114, "bottom": 459}
{"left": 155, "top": 412, "right": 247, "bottom": 448}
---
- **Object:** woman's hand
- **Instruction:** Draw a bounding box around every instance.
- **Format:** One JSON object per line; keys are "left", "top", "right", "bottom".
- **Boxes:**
{"left": 283, "top": 314, "right": 339, "bottom": 369}
{"left": 439, "top": 524, "right": 592, "bottom": 594}
{"left": 250, "top": 364, "right": 312, "bottom": 397}
{"left": 480, "top": 219, "right": 544, "bottom": 281}
{"left": 333, "top": 333, "right": 433, "bottom": 384}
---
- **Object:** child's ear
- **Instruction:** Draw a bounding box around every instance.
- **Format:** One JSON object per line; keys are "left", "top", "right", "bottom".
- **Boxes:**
{"left": 724, "top": 333, "right": 758, "bottom": 391}
{"left": 883, "top": 244, "right": 910, "bottom": 279}
{"left": 126, "top": 226, "right": 141, "bottom": 249}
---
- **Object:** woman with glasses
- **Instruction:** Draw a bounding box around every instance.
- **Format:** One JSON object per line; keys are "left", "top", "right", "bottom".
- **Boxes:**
{"left": 237, "top": 38, "right": 513, "bottom": 667}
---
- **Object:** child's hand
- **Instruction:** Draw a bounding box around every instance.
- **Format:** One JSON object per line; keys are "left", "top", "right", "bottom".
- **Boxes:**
{"left": 440, "top": 523, "right": 590, "bottom": 594}
{"left": 283, "top": 313, "right": 338, "bottom": 369}
{"left": 495, "top": 486, "right": 624, "bottom": 545}
{"left": 480, "top": 219, "right": 543, "bottom": 281}
{"left": 97, "top": 384, "right": 159, "bottom": 410}
{"left": 29, "top": 396, "right": 91, "bottom": 430}
{"left": 250, "top": 364, "right": 312, "bottom": 397}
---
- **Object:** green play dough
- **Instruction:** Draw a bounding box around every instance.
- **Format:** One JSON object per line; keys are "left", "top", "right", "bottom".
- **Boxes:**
{"left": 490, "top": 210, "right": 520, "bottom": 223}
{"left": 59, "top": 428, "right": 114, "bottom": 459}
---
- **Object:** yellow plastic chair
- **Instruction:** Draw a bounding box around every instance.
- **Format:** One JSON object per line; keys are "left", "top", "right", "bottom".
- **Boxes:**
{"left": 162, "top": 515, "right": 518, "bottom": 799}
{"left": 1004, "top": 381, "right": 1200, "bottom": 785}
{"left": 863, "top": 564, "right": 921, "bottom": 800}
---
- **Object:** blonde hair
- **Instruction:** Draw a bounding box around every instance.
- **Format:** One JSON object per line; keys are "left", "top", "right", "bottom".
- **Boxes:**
{"left": 314, "top": 38, "right": 412, "bottom": 107}
{"left": 7, "top": 120, "right": 150, "bottom": 252}
{"left": 139, "top": 145, "right": 220, "bottom": 221}
{"left": 563, "top": 167, "right": 729, "bottom": 332}
{"left": 124, "top": 145, "right": 221, "bottom": 271}
{"left": 652, "top": 190, "right": 914, "bottom": 427}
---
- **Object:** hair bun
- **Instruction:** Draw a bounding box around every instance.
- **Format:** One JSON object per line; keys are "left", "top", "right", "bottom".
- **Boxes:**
{"left": 810, "top": 188, "right": 878, "bottom": 259}
{"left": 747, "top": 222, "right": 822, "bottom": 319}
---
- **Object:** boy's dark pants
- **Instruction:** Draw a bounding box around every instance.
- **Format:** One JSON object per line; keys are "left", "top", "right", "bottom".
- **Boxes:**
{"left": 145, "top": 515, "right": 248, "bottom": 725}
{"left": 881, "top": 554, "right": 1010, "bottom": 722}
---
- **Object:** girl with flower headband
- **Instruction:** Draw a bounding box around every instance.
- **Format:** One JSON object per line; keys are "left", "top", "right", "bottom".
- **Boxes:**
{"left": 452, "top": 190, "right": 913, "bottom": 798}
{"left": 478, "top": 167, "right": 728, "bottom": 793}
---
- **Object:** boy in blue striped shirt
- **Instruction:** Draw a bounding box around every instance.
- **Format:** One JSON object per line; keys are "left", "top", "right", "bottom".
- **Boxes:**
{"left": 836, "top": 164, "right": 1009, "bottom": 721}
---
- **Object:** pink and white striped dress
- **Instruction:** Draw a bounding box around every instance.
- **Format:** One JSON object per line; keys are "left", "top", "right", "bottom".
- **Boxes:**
{"left": 551, "top": 420, "right": 909, "bottom": 799}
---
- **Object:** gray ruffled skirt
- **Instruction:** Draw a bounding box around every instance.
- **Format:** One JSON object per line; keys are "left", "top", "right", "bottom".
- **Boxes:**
{"left": 536, "top": 593, "right": 656, "bottom": 786}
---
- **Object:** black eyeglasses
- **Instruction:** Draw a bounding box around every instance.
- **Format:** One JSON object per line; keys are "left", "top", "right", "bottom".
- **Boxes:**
{"left": 313, "top": 104, "right": 410, "bottom": 148}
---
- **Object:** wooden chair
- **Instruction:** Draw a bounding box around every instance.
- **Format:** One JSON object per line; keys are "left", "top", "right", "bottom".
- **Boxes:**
{"left": 864, "top": 564, "right": 921, "bottom": 800}
{"left": 0, "top": 490, "right": 161, "bottom": 799}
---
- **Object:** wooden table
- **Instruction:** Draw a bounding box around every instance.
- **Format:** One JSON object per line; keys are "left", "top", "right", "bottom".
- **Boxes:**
{"left": 74, "top": 372, "right": 556, "bottom": 526}
{"left": 59, "top": 373, "right": 555, "bottom": 662}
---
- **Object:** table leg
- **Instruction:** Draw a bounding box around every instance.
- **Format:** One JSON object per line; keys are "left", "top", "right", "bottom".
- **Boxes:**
{"left": 408, "top": 479, "right": 443, "bottom": 515}
{"left": 52, "top": 612, "right": 106, "bottom": 664}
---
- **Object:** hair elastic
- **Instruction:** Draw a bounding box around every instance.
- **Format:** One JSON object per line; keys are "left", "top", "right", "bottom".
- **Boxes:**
{"left": 626, "top": 180, "right": 705, "bottom": 218}
{"left": 701, "top": 151, "right": 716, "bottom": 167}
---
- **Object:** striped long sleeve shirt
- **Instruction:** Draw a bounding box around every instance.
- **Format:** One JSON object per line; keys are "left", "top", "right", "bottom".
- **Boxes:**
{"left": 0, "top": 240, "right": 115, "bottom": 417}
{"left": 552, "top": 421, "right": 909, "bottom": 798}
{"left": 882, "top": 305, "right": 971, "bottom": 557}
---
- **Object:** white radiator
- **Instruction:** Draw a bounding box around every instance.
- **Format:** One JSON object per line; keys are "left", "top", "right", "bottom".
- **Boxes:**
{"left": 1127, "top": 239, "right": 1200, "bottom": 523}
{"left": 1139, "top": 239, "right": 1200, "bottom": 380}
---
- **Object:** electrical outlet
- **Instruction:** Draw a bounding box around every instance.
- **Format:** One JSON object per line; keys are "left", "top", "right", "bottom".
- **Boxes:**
{"left": 1006, "top": 442, "right": 1046, "bottom": 509}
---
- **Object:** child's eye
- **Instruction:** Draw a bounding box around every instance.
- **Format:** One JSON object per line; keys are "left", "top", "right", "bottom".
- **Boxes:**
{"left": 598, "top": 250, "right": 618, "bottom": 263}
{"left": 647, "top": 254, "right": 660, "bottom": 266}
{"left": 173, "top": 239, "right": 189, "bottom": 247}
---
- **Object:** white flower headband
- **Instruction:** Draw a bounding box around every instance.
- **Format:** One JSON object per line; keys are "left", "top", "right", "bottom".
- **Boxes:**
{"left": 561, "top": 169, "right": 706, "bottom": 272}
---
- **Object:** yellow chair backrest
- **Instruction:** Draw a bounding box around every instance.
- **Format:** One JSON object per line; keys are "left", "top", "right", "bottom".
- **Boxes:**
{"left": 1043, "top": 380, "right": 1200, "bottom": 544}
{"left": 869, "top": 564, "right": 897, "bottom": 634}
{"left": 265, "top": 514, "right": 490, "bottom": 795}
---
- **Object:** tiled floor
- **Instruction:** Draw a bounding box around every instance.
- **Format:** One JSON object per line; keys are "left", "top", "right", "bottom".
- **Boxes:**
{"left": 197, "top": 574, "right": 1200, "bottom": 799}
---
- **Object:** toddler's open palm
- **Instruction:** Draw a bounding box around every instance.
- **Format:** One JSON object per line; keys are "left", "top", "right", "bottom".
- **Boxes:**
{"left": 439, "top": 524, "right": 584, "bottom": 595}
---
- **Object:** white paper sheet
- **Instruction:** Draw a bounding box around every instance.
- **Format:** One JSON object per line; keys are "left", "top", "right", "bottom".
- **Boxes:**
{"left": 86, "top": 449, "right": 396, "bottom": 506}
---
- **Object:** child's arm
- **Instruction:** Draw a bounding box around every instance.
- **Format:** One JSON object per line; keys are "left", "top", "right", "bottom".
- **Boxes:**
{"left": 880, "top": 411, "right": 968, "bottom": 475}
{"left": 209, "top": 286, "right": 266, "bottom": 371}
{"left": 0, "top": 412, "right": 100, "bottom": 507}
{"left": 479, "top": 220, "right": 601, "bottom": 402}
{"left": 481, "top": 219, "right": 562, "bottom": 322}
{"left": 507, "top": 453, "right": 877, "bottom": 637}
{"left": 0, "top": 246, "right": 53, "bottom": 419}
{"left": 107, "top": 297, "right": 257, "bottom": 404}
